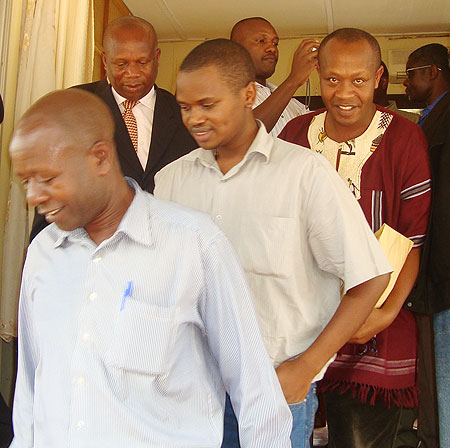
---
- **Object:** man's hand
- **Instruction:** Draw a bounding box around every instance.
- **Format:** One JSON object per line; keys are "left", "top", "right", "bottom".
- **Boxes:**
{"left": 275, "top": 356, "right": 316, "bottom": 404}
{"left": 287, "top": 39, "right": 320, "bottom": 87}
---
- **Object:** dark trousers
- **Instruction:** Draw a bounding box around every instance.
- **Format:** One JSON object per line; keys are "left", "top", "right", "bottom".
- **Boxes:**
{"left": 221, "top": 394, "right": 240, "bottom": 448}
{"left": 415, "top": 313, "right": 440, "bottom": 447}
{"left": 324, "top": 389, "right": 419, "bottom": 448}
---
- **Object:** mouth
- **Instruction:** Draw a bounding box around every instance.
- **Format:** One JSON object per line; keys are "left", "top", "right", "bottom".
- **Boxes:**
{"left": 190, "top": 128, "right": 213, "bottom": 143}
{"left": 262, "top": 55, "right": 277, "bottom": 64}
{"left": 333, "top": 104, "right": 359, "bottom": 116}
{"left": 40, "top": 207, "right": 64, "bottom": 222}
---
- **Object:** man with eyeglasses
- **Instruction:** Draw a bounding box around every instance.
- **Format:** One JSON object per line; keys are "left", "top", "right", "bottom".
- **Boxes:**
{"left": 405, "top": 43, "right": 450, "bottom": 448}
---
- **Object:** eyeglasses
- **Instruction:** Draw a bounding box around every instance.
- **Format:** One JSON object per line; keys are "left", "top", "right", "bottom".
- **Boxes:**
{"left": 405, "top": 65, "right": 442, "bottom": 79}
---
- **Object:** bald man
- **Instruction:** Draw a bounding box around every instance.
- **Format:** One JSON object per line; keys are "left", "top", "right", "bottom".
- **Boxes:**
{"left": 30, "top": 16, "right": 196, "bottom": 240}
{"left": 231, "top": 17, "right": 318, "bottom": 136}
{"left": 9, "top": 89, "right": 292, "bottom": 447}
{"left": 280, "top": 28, "right": 431, "bottom": 447}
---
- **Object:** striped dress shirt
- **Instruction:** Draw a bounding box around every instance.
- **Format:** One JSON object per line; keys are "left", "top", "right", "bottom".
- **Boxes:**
{"left": 11, "top": 180, "right": 292, "bottom": 448}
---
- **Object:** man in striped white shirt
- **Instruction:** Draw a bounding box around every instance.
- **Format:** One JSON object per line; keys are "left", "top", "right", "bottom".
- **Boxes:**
{"left": 9, "top": 89, "right": 292, "bottom": 448}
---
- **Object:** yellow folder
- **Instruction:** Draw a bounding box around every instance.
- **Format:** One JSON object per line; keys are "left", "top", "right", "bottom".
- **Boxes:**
{"left": 374, "top": 224, "right": 414, "bottom": 308}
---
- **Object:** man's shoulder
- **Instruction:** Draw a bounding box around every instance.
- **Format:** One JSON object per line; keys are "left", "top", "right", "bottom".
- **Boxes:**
{"left": 71, "top": 79, "right": 109, "bottom": 95}
{"left": 278, "top": 109, "right": 323, "bottom": 143}
{"left": 157, "top": 148, "right": 203, "bottom": 174}
{"left": 148, "top": 191, "right": 222, "bottom": 242}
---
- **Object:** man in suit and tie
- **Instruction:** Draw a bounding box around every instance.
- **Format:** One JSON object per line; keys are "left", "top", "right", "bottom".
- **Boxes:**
{"left": 31, "top": 16, "right": 196, "bottom": 239}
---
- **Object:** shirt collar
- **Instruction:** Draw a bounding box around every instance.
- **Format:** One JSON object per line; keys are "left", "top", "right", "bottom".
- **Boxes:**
{"left": 187, "top": 120, "right": 274, "bottom": 169}
{"left": 53, "top": 178, "right": 153, "bottom": 249}
{"left": 110, "top": 84, "right": 157, "bottom": 111}
{"left": 418, "top": 90, "right": 449, "bottom": 126}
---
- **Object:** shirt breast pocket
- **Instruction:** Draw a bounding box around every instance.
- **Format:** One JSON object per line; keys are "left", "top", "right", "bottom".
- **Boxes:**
{"left": 105, "top": 300, "right": 177, "bottom": 375}
{"left": 238, "top": 214, "right": 295, "bottom": 279}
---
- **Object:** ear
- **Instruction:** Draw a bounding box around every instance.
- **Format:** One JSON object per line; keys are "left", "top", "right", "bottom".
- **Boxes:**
{"left": 374, "top": 65, "right": 384, "bottom": 89}
{"left": 89, "top": 141, "right": 113, "bottom": 176}
{"left": 430, "top": 64, "right": 440, "bottom": 80}
{"left": 243, "top": 81, "right": 257, "bottom": 109}
{"left": 101, "top": 52, "right": 107, "bottom": 71}
{"left": 155, "top": 48, "right": 161, "bottom": 65}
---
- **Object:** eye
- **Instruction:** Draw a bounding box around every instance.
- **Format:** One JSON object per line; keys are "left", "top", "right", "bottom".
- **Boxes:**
{"left": 328, "top": 77, "right": 338, "bottom": 84}
{"left": 202, "top": 103, "right": 214, "bottom": 109}
{"left": 273, "top": 41, "right": 279, "bottom": 47}
{"left": 354, "top": 78, "right": 365, "bottom": 85}
{"left": 138, "top": 60, "right": 149, "bottom": 66}
{"left": 42, "top": 177, "right": 55, "bottom": 184}
{"left": 115, "top": 62, "right": 126, "bottom": 68}
{"left": 20, "top": 179, "right": 29, "bottom": 189}
{"left": 179, "top": 104, "right": 191, "bottom": 112}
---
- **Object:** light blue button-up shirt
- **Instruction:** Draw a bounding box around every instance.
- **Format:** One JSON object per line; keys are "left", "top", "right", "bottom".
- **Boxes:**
{"left": 11, "top": 180, "right": 292, "bottom": 448}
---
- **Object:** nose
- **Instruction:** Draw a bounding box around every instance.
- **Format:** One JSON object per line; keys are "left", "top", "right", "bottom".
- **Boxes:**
{"left": 26, "top": 179, "right": 49, "bottom": 207}
{"left": 335, "top": 80, "right": 355, "bottom": 100}
{"left": 125, "top": 62, "right": 141, "bottom": 77}
{"left": 186, "top": 106, "right": 206, "bottom": 127}
{"left": 265, "top": 42, "right": 278, "bottom": 55}
{"left": 403, "top": 78, "right": 409, "bottom": 87}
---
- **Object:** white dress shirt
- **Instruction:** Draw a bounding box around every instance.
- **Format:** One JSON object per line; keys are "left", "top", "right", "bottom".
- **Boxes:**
{"left": 112, "top": 86, "right": 156, "bottom": 169}
{"left": 11, "top": 180, "right": 292, "bottom": 448}
{"left": 155, "top": 123, "right": 392, "bottom": 374}
{"left": 253, "top": 82, "right": 309, "bottom": 137}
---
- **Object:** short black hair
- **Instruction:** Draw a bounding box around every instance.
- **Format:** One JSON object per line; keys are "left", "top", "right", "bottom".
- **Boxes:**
{"left": 409, "top": 44, "right": 450, "bottom": 82}
{"left": 179, "top": 39, "right": 255, "bottom": 92}
{"left": 319, "top": 28, "right": 381, "bottom": 69}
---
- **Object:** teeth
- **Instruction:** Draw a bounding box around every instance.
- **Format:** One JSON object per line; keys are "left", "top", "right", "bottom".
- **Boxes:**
{"left": 46, "top": 208, "right": 61, "bottom": 217}
{"left": 339, "top": 106, "right": 353, "bottom": 110}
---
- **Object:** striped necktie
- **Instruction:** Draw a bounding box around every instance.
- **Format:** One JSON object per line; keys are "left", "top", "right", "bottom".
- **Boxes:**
{"left": 122, "top": 100, "right": 139, "bottom": 151}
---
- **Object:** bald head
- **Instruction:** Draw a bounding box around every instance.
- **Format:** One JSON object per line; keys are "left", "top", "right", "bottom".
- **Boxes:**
{"left": 103, "top": 16, "right": 157, "bottom": 55}
{"left": 230, "top": 17, "right": 274, "bottom": 42}
{"left": 319, "top": 28, "right": 381, "bottom": 71}
{"left": 10, "top": 89, "right": 132, "bottom": 237}
{"left": 102, "top": 16, "right": 160, "bottom": 101}
{"left": 13, "top": 89, "right": 115, "bottom": 152}
{"left": 230, "top": 17, "right": 279, "bottom": 84}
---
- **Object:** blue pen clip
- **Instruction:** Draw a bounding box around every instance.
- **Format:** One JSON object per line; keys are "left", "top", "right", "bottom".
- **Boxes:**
{"left": 120, "top": 281, "right": 133, "bottom": 311}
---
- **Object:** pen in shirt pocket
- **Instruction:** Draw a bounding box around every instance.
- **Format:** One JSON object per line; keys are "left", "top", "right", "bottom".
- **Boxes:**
{"left": 120, "top": 281, "right": 133, "bottom": 311}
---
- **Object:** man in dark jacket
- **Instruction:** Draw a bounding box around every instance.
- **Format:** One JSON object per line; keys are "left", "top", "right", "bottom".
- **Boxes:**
{"left": 405, "top": 43, "right": 450, "bottom": 448}
{"left": 31, "top": 16, "right": 196, "bottom": 240}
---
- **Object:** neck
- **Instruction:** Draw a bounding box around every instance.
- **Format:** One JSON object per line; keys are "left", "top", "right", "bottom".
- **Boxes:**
{"left": 256, "top": 77, "right": 267, "bottom": 87}
{"left": 216, "top": 120, "right": 259, "bottom": 174}
{"left": 427, "top": 85, "right": 449, "bottom": 106}
{"left": 85, "top": 179, "right": 135, "bottom": 245}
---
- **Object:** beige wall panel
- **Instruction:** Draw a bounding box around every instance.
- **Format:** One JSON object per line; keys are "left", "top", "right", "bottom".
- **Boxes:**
{"left": 157, "top": 35, "right": 450, "bottom": 96}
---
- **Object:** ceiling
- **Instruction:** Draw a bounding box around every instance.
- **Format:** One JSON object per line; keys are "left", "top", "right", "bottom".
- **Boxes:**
{"left": 123, "top": 0, "right": 450, "bottom": 41}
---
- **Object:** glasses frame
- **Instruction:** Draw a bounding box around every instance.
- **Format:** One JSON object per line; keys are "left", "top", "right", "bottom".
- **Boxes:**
{"left": 405, "top": 65, "right": 442, "bottom": 79}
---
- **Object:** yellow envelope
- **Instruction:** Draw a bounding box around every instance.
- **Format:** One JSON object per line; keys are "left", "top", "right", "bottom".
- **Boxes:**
{"left": 374, "top": 223, "right": 414, "bottom": 308}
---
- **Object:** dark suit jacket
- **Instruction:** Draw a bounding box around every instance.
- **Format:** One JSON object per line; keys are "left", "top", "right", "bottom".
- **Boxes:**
{"left": 30, "top": 79, "right": 197, "bottom": 240}
{"left": 409, "top": 90, "right": 450, "bottom": 314}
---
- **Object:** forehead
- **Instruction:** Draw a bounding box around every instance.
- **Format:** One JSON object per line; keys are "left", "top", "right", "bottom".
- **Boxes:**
{"left": 320, "top": 39, "right": 377, "bottom": 74}
{"left": 106, "top": 28, "right": 155, "bottom": 57}
{"left": 176, "top": 65, "right": 233, "bottom": 101}
{"left": 239, "top": 20, "right": 278, "bottom": 39}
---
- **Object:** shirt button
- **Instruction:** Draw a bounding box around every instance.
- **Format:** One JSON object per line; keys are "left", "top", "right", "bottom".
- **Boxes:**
{"left": 89, "top": 292, "right": 97, "bottom": 301}
{"left": 215, "top": 214, "right": 222, "bottom": 221}
{"left": 75, "top": 420, "right": 85, "bottom": 430}
{"left": 93, "top": 256, "right": 102, "bottom": 263}
{"left": 406, "top": 301, "right": 413, "bottom": 308}
{"left": 82, "top": 332, "right": 90, "bottom": 341}
{"left": 76, "top": 376, "right": 85, "bottom": 385}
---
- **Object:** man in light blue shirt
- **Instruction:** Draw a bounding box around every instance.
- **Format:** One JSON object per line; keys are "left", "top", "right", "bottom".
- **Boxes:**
{"left": 9, "top": 89, "right": 292, "bottom": 448}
